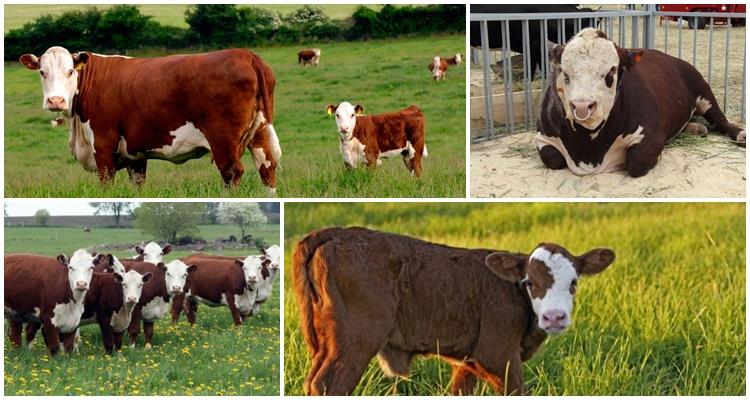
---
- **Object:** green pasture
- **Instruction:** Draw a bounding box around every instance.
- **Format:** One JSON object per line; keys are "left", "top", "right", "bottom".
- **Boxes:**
{"left": 283, "top": 202, "right": 746, "bottom": 395}
{"left": 4, "top": 223, "right": 281, "bottom": 396}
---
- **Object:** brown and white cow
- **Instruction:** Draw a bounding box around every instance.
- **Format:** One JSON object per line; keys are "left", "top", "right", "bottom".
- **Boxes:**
{"left": 292, "top": 227, "right": 614, "bottom": 395}
{"left": 19, "top": 47, "right": 282, "bottom": 192}
{"left": 122, "top": 259, "right": 197, "bottom": 347}
{"left": 537, "top": 28, "right": 745, "bottom": 177}
{"left": 5, "top": 250, "right": 104, "bottom": 355}
{"left": 326, "top": 102, "right": 428, "bottom": 176}
{"left": 171, "top": 254, "right": 270, "bottom": 325}
{"left": 132, "top": 242, "right": 172, "bottom": 264}
{"left": 428, "top": 53, "right": 462, "bottom": 81}
{"left": 298, "top": 48, "right": 321, "bottom": 66}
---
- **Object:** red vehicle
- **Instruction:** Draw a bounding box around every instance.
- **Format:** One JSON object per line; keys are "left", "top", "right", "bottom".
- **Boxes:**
{"left": 659, "top": 4, "right": 746, "bottom": 29}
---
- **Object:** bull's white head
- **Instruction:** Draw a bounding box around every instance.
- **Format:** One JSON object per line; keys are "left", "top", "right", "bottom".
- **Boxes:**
{"left": 453, "top": 53, "right": 462, "bottom": 65}
{"left": 135, "top": 242, "right": 172, "bottom": 264}
{"left": 119, "top": 270, "right": 153, "bottom": 305}
{"left": 485, "top": 243, "right": 614, "bottom": 334}
{"left": 326, "top": 102, "right": 364, "bottom": 140}
{"left": 57, "top": 249, "right": 104, "bottom": 292}
{"left": 547, "top": 28, "right": 643, "bottom": 131}
{"left": 19, "top": 46, "right": 89, "bottom": 112}
{"left": 235, "top": 255, "right": 272, "bottom": 290}
{"left": 159, "top": 260, "right": 197, "bottom": 295}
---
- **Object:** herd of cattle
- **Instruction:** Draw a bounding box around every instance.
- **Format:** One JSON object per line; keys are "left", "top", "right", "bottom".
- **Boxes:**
{"left": 5, "top": 242, "right": 280, "bottom": 355}
{"left": 19, "top": 43, "right": 463, "bottom": 192}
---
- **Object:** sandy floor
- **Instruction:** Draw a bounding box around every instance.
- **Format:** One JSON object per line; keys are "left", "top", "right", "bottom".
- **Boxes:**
{"left": 471, "top": 132, "right": 746, "bottom": 198}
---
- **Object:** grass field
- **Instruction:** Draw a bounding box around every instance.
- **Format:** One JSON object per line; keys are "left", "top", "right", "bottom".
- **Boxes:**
{"left": 4, "top": 223, "right": 281, "bottom": 396}
{"left": 4, "top": 33, "right": 465, "bottom": 198}
{"left": 283, "top": 203, "right": 746, "bottom": 395}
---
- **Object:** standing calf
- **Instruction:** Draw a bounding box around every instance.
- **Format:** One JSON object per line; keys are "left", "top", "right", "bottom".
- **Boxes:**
{"left": 326, "top": 102, "right": 427, "bottom": 177}
{"left": 292, "top": 227, "right": 614, "bottom": 395}
{"left": 299, "top": 48, "right": 321, "bottom": 66}
{"left": 428, "top": 53, "right": 462, "bottom": 81}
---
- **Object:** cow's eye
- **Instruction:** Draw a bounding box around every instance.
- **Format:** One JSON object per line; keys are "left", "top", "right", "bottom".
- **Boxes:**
{"left": 89, "top": 266, "right": 94, "bottom": 270}
{"left": 350, "top": 113, "right": 355, "bottom": 118}
{"left": 67, "top": 69, "right": 74, "bottom": 77}
{"left": 571, "top": 279, "right": 578, "bottom": 288}
{"left": 166, "top": 272, "right": 171, "bottom": 276}
{"left": 563, "top": 73, "right": 570, "bottom": 84}
{"left": 336, "top": 113, "right": 340, "bottom": 118}
{"left": 39, "top": 70, "right": 47, "bottom": 78}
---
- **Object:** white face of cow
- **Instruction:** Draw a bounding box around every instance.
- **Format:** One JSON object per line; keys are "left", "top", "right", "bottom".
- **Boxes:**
{"left": 552, "top": 28, "right": 620, "bottom": 131}
{"left": 327, "top": 102, "right": 364, "bottom": 140}
{"left": 160, "top": 260, "right": 196, "bottom": 295}
{"left": 454, "top": 53, "right": 462, "bottom": 65}
{"left": 57, "top": 249, "right": 102, "bottom": 292}
{"left": 485, "top": 244, "right": 614, "bottom": 334}
{"left": 19, "top": 46, "right": 88, "bottom": 112}
{"left": 120, "top": 270, "right": 153, "bottom": 304}
{"left": 264, "top": 245, "right": 281, "bottom": 271}
{"left": 236, "top": 256, "right": 268, "bottom": 289}
{"left": 137, "top": 242, "right": 172, "bottom": 264}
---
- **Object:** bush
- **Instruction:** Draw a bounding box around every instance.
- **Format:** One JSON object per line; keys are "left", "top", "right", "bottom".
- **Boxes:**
{"left": 281, "top": 6, "right": 341, "bottom": 43}
{"left": 238, "top": 7, "right": 281, "bottom": 44}
{"left": 95, "top": 5, "right": 151, "bottom": 51}
{"left": 34, "top": 209, "right": 50, "bottom": 227}
{"left": 347, "top": 4, "right": 464, "bottom": 40}
{"left": 253, "top": 237, "right": 268, "bottom": 250}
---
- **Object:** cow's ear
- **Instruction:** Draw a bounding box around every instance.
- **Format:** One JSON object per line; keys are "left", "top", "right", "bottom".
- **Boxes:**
{"left": 56, "top": 254, "right": 69, "bottom": 266}
{"left": 576, "top": 248, "right": 615, "bottom": 275}
{"left": 187, "top": 264, "right": 198, "bottom": 273}
{"left": 93, "top": 253, "right": 107, "bottom": 265}
{"left": 106, "top": 254, "right": 115, "bottom": 266}
{"left": 326, "top": 104, "right": 337, "bottom": 115}
{"left": 617, "top": 47, "right": 643, "bottom": 71}
{"left": 19, "top": 54, "right": 40, "bottom": 70}
{"left": 234, "top": 259, "right": 244, "bottom": 269}
{"left": 113, "top": 273, "right": 124, "bottom": 283}
{"left": 485, "top": 252, "right": 527, "bottom": 282}
{"left": 157, "top": 262, "right": 167, "bottom": 271}
{"left": 142, "top": 272, "right": 153, "bottom": 283}
{"left": 261, "top": 265, "right": 270, "bottom": 280}
{"left": 135, "top": 245, "right": 145, "bottom": 255}
{"left": 72, "top": 52, "right": 88, "bottom": 70}
{"left": 354, "top": 104, "right": 365, "bottom": 115}
{"left": 546, "top": 40, "right": 564, "bottom": 65}
{"left": 259, "top": 247, "right": 268, "bottom": 256}
{"left": 162, "top": 244, "right": 172, "bottom": 255}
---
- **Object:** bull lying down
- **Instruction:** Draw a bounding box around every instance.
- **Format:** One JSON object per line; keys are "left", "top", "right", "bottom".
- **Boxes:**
{"left": 292, "top": 227, "right": 614, "bottom": 395}
{"left": 537, "top": 28, "right": 745, "bottom": 177}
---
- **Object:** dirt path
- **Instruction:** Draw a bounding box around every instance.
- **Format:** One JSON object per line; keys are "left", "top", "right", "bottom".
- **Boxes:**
{"left": 471, "top": 132, "right": 745, "bottom": 198}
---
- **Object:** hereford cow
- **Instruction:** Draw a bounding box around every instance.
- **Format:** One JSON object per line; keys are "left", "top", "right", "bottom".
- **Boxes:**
{"left": 428, "top": 54, "right": 462, "bottom": 81}
{"left": 253, "top": 245, "right": 281, "bottom": 315}
{"left": 122, "top": 259, "right": 197, "bottom": 347}
{"left": 537, "top": 28, "right": 745, "bottom": 177}
{"left": 292, "top": 227, "right": 614, "bottom": 395}
{"left": 19, "top": 46, "right": 282, "bottom": 192}
{"left": 299, "top": 48, "right": 321, "bottom": 66}
{"left": 132, "top": 242, "right": 172, "bottom": 264}
{"left": 5, "top": 250, "right": 105, "bottom": 355}
{"left": 326, "top": 102, "right": 427, "bottom": 176}
{"left": 25, "top": 255, "right": 154, "bottom": 354}
{"left": 172, "top": 255, "right": 269, "bottom": 325}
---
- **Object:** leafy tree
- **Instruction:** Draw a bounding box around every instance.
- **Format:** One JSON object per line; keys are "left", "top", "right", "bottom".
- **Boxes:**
{"left": 133, "top": 203, "right": 202, "bottom": 242}
{"left": 34, "top": 209, "right": 50, "bottom": 227}
{"left": 95, "top": 5, "right": 151, "bottom": 50}
{"left": 202, "top": 202, "right": 221, "bottom": 225}
{"left": 89, "top": 202, "right": 134, "bottom": 228}
{"left": 185, "top": 4, "right": 242, "bottom": 46}
{"left": 218, "top": 203, "right": 267, "bottom": 242}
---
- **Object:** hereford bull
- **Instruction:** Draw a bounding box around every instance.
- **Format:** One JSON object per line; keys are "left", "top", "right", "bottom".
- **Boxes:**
{"left": 5, "top": 250, "right": 104, "bottom": 355}
{"left": 299, "top": 48, "right": 321, "bottom": 66}
{"left": 537, "top": 28, "right": 745, "bottom": 177}
{"left": 19, "top": 47, "right": 282, "bottom": 192}
{"left": 292, "top": 227, "right": 614, "bottom": 395}
{"left": 428, "top": 54, "right": 462, "bottom": 81}
{"left": 326, "top": 102, "right": 427, "bottom": 176}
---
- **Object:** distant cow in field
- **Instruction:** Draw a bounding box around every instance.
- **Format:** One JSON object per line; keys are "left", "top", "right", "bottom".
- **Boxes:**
{"left": 132, "top": 242, "right": 171, "bottom": 264}
{"left": 20, "top": 47, "right": 281, "bottom": 192}
{"left": 292, "top": 227, "right": 614, "bottom": 395}
{"left": 299, "top": 49, "right": 321, "bottom": 66}
{"left": 326, "top": 102, "right": 428, "bottom": 177}
{"left": 537, "top": 28, "right": 745, "bottom": 177}
{"left": 5, "top": 250, "right": 105, "bottom": 355}
{"left": 428, "top": 54, "right": 462, "bottom": 81}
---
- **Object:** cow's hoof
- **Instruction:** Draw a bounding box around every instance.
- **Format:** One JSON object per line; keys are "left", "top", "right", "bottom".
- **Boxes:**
{"left": 266, "top": 187, "right": 277, "bottom": 196}
{"left": 144, "top": 343, "right": 152, "bottom": 349}
{"left": 737, "top": 130, "right": 746, "bottom": 143}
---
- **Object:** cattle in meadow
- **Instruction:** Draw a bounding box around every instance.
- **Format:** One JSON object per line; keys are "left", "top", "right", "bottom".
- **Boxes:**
{"left": 19, "top": 47, "right": 281, "bottom": 192}
{"left": 428, "top": 54, "right": 462, "bottom": 81}
{"left": 326, "top": 102, "right": 427, "bottom": 176}
{"left": 536, "top": 28, "right": 745, "bottom": 177}
{"left": 299, "top": 48, "right": 321, "bottom": 66}
{"left": 292, "top": 227, "right": 614, "bottom": 395}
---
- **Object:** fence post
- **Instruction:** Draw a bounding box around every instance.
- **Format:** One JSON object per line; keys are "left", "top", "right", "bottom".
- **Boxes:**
{"left": 644, "top": 4, "right": 656, "bottom": 48}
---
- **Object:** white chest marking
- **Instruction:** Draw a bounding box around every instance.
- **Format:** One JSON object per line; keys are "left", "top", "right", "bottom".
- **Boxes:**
{"left": 535, "top": 126, "right": 645, "bottom": 175}
{"left": 340, "top": 137, "right": 367, "bottom": 167}
{"left": 110, "top": 304, "right": 135, "bottom": 332}
{"left": 68, "top": 116, "right": 97, "bottom": 172}
{"left": 235, "top": 289, "right": 256, "bottom": 316}
{"left": 50, "top": 300, "right": 85, "bottom": 333}
{"left": 141, "top": 297, "right": 169, "bottom": 321}
{"left": 151, "top": 122, "right": 211, "bottom": 159}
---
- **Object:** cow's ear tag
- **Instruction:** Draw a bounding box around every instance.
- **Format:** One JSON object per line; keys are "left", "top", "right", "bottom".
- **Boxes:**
{"left": 76, "top": 63, "right": 85, "bottom": 71}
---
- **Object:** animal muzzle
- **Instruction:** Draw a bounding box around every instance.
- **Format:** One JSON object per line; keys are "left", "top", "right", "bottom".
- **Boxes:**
{"left": 46, "top": 96, "right": 68, "bottom": 112}
{"left": 170, "top": 286, "right": 183, "bottom": 294}
{"left": 570, "top": 100, "right": 597, "bottom": 121}
{"left": 540, "top": 309, "right": 569, "bottom": 333}
{"left": 74, "top": 281, "right": 89, "bottom": 291}
{"left": 126, "top": 296, "right": 138, "bottom": 304}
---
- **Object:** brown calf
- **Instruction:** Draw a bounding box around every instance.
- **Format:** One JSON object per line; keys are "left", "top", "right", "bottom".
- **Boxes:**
{"left": 428, "top": 53, "right": 462, "bottom": 81}
{"left": 298, "top": 48, "right": 321, "bottom": 66}
{"left": 292, "top": 227, "right": 614, "bottom": 395}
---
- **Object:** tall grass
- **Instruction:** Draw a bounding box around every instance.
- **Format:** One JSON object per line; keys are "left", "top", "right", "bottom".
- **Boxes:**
{"left": 283, "top": 203, "right": 746, "bottom": 395}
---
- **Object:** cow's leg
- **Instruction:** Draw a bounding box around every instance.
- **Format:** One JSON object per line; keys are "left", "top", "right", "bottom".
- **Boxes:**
{"left": 408, "top": 141, "right": 424, "bottom": 177}
{"left": 113, "top": 331, "right": 124, "bottom": 350}
{"left": 97, "top": 313, "right": 115, "bottom": 354}
{"left": 9, "top": 320, "right": 23, "bottom": 348}
{"left": 249, "top": 144, "right": 277, "bottom": 194}
{"left": 61, "top": 330, "right": 77, "bottom": 353}
{"left": 226, "top": 296, "right": 244, "bottom": 326}
{"left": 170, "top": 292, "right": 184, "bottom": 324}
{"left": 209, "top": 136, "right": 245, "bottom": 186}
{"left": 364, "top": 149, "right": 380, "bottom": 169}
{"left": 94, "top": 145, "right": 117, "bottom": 184}
{"left": 127, "top": 306, "right": 142, "bottom": 347}
{"left": 126, "top": 159, "right": 148, "bottom": 186}
{"left": 251, "top": 302, "right": 261, "bottom": 316}
{"left": 625, "top": 129, "right": 666, "bottom": 178}
{"left": 451, "top": 365, "right": 478, "bottom": 395}
{"left": 25, "top": 322, "right": 40, "bottom": 348}
{"left": 41, "top": 317, "right": 61, "bottom": 356}
{"left": 185, "top": 298, "right": 199, "bottom": 326}
{"left": 694, "top": 86, "right": 745, "bottom": 142}
{"left": 537, "top": 144, "right": 567, "bottom": 170}
{"left": 142, "top": 321, "right": 155, "bottom": 347}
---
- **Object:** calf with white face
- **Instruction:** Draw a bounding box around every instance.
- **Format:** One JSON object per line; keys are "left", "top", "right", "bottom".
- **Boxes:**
{"left": 134, "top": 242, "right": 172, "bottom": 264}
{"left": 161, "top": 260, "right": 196, "bottom": 296}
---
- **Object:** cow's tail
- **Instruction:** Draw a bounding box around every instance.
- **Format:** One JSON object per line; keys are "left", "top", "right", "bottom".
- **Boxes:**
{"left": 292, "top": 228, "right": 342, "bottom": 356}
{"left": 250, "top": 52, "right": 276, "bottom": 125}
